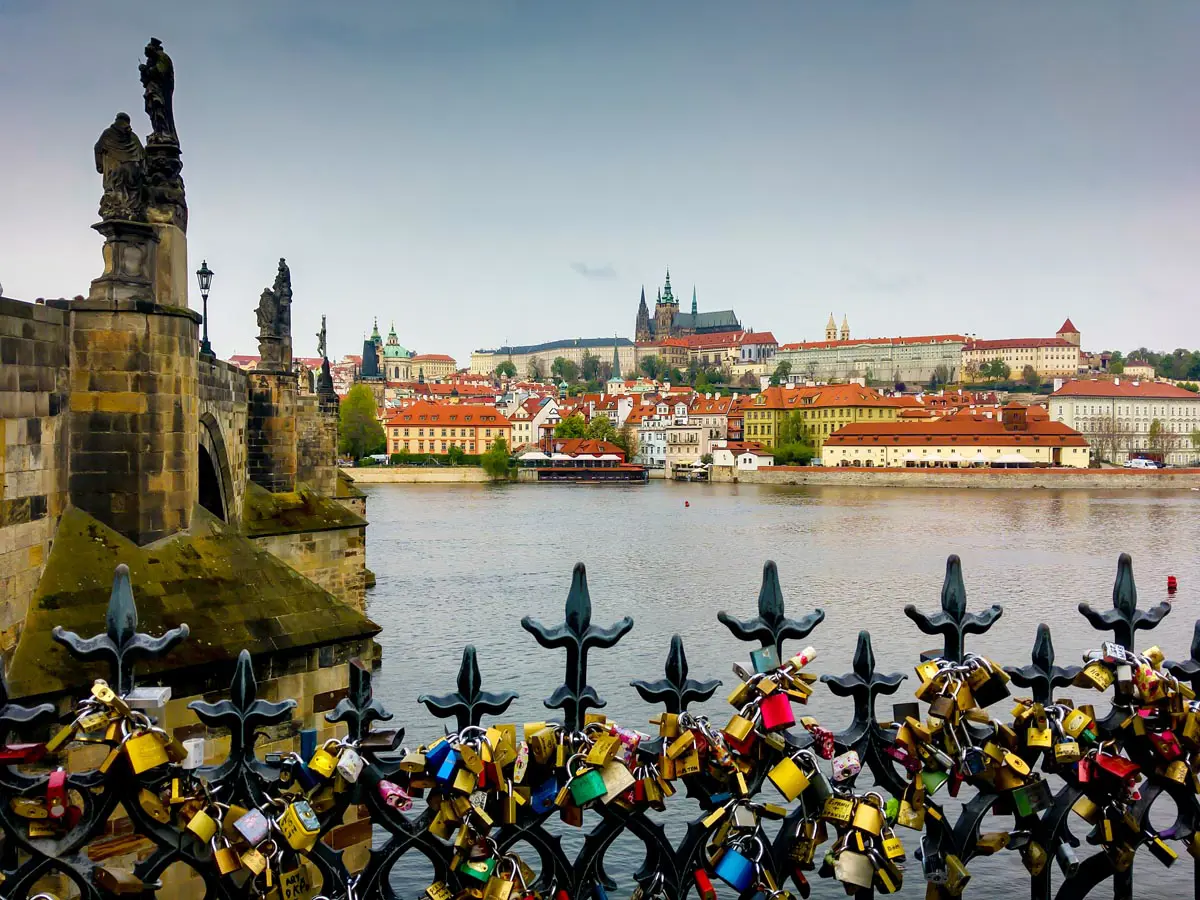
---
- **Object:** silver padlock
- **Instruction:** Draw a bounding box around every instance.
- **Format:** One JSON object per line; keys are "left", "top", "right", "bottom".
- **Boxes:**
{"left": 337, "top": 746, "right": 364, "bottom": 783}
{"left": 833, "top": 850, "right": 875, "bottom": 889}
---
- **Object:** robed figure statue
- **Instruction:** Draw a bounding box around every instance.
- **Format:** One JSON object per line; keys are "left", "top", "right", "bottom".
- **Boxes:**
{"left": 94, "top": 113, "right": 147, "bottom": 221}
{"left": 139, "top": 38, "right": 177, "bottom": 142}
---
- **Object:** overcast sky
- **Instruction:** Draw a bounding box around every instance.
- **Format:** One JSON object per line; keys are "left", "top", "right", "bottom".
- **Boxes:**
{"left": 2, "top": 1, "right": 1198, "bottom": 365}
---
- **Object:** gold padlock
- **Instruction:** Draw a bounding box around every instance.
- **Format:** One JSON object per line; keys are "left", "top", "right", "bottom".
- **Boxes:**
{"left": 767, "top": 756, "right": 810, "bottom": 802}
{"left": 186, "top": 806, "right": 220, "bottom": 842}
{"left": 307, "top": 740, "right": 341, "bottom": 778}
{"left": 724, "top": 712, "right": 756, "bottom": 743}
{"left": 277, "top": 800, "right": 321, "bottom": 852}
{"left": 213, "top": 837, "right": 241, "bottom": 876}
{"left": 241, "top": 846, "right": 268, "bottom": 876}
{"left": 125, "top": 730, "right": 170, "bottom": 775}
{"left": 851, "top": 796, "right": 885, "bottom": 835}
{"left": 138, "top": 788, "right": 170, "bottom": 824}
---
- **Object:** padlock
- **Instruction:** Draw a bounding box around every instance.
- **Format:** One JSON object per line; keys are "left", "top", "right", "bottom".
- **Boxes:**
{"left": 714, "top": 843, "right": 755, "bottom": 891}
{"left": 241, "top": 845, "right": 268, "bottom": 876}
{"left": 379, "top": 780, "right": 414, "bottom": 811}
{"left": 435, "top": 748, "right": 461, "bottom": 784}
{"left": 694, "top": 868, "right": 717, "bottom": 900}
{"left": 724, "top": 706, "right": 757, "bottom": 743}
{"left": 832, "top": 850, "right": 874, "bottom": 889}
{"left": 138, "top": 788, "right": 170, "bottom": 824}
{"left": 335, "top": 745, "right": 364, "bottom": 783}
{"left": 213, "top": 836, "right": 241, "bottom": 875}
{"left": 307, "top": 739, "right": 341, "bottom": 778}
{"left": 459, "top": 856, "right": 498, "bottom": 883}
{"left": 530, "top": 777, "right": 558, "bottom": 814}
{"left": 125, "top": 729, "right": 170, "bottom": 774}
{"left": 94, "top": 867, "right": 157, "bottom": 895}
{"left": 852, "top": 794, "right": 885, "bottom": 835}
{"left": 1020, "top": 841, "right": 1048, "bottom": 876}
{"left": 830, "top": 750, "right": 861, "bottom": 783}
{"left": 599, "top": 761, "right": 636, "bottom": 804}
{"left": 276, "top": 800, "right": 321, "bottom": 852}
{"left": 1054, "top": 740, "right": 1082, "bottom": 764}
{"left": 821, "top": 796, "right": 854, "bottom": 825}
{"left": 928, "top": 694, "right": 956, "bottom": 721}
{"left": 750, "top": 645, "right": 780, "bottom": 674}
{"left": 483, "top": 858, "right": 518, "bottom": 900}
{"left": 11, "top": 796, "right": 48, "bottom": 819}
{"left": 567, "top": 758, "right": 607, "bottom": 806}
{"left": 666, "top": 731, "right": 695, "bottom": 760}
{"left": 278, "top": 859, "right": 313, "bottom": 899}
{"left": 1076, "top": 661, "right": 1115, "bottom": 691}
{"left": 759, "top": 692, "right": 794, "bottom": 731}
{"left": 1012, "top": 778, "right": 1052, "bottom": 818}
{"left": 1055, "top": 842, "right": 1080, "bottom": 878}
{"left": 233, "top": 807, "right": 271, "bottom": 846}
{"left": 426, "top": 882, "right": 454, "bottom": 900}
{"left": 767, "top": 755, "right": 810, "bottom": 802}
{"left": 186, "top": 806, "right": 220, "bottom": 842}
{"left": 1163, "top": 760, "right": 1189, "bottom": 784}
{"left": 943, "top": 854, "right": 971, "bottom": 896}
{"left": 1150, "top": 731, "right": 1183, "bottom": 761}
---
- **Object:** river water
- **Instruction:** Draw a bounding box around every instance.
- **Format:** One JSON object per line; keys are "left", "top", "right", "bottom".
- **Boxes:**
{"left": 362, "top": 481, "right": 1200, "bottom": 899}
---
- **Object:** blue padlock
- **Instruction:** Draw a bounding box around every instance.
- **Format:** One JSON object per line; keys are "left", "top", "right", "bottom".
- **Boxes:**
{"left": 435, "top": 748, "right": 460, "bottom": 784}
{"left": 750, "top": 645, "right": 780, "bottom": 674}
{"left": 714, "top": 845, "right": 755, "bottom": 892}
{"left": 530, "top": 777, "right": 558, "bottom": 814}
{"left": 425, "top": 739, "right": 453, "bottom": 769}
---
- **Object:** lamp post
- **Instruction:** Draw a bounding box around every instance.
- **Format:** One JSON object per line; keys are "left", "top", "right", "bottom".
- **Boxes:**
{"left": 195, "top": 260, "right": 214, "bottom": 357}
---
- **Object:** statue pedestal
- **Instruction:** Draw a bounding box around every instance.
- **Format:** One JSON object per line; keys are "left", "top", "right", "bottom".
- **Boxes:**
{"left": 146, "top": 137, "right": 189, "bottom": 309}
{"left": 88, "top": 219, "right": 158, "bottom": 304}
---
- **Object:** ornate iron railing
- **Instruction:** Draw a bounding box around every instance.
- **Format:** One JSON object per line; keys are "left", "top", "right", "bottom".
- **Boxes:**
{"left": 0, "top": 554, "right": 1195, "bottom": 900}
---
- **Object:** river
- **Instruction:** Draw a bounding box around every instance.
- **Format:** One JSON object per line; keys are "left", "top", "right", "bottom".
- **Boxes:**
{"left": 362, "top": 481, "right": 1200, "bottom": 899}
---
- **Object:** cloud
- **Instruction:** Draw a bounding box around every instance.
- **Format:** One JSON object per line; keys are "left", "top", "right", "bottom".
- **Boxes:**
{"left": 570, "top": 262, "right": 617, "bottom": 280}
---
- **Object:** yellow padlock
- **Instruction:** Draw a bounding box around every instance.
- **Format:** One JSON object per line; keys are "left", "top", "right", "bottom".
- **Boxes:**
{"left": 186, "top": 806, "right": 220, "bottom": 842}
{"left": 276, "top": 800, "right": 321, "bottom": 852}
{"left": 766, "top": 756, "right": 810, "bottom": 802}
{"left": 125, "top": 730, "right": 170, "bottom": 775}
{"left": 307, "top": 740, "right": 341, "bottom": 779}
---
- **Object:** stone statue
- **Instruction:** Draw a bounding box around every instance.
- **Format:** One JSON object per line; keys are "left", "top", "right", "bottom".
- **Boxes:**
{"left": 256, "top": 258, "right": 294, "bottom": 370}
{"left": 94, "top": 113, "right": 147, "bottom": 221}
{"left": 317, "top": 315, "right": 328, "bottom": 360}
{"left": 255, "top": 288, "right": 277, "bottom": 335}
{"left": 139, "top": 38, "right": 176, "bottom": 142}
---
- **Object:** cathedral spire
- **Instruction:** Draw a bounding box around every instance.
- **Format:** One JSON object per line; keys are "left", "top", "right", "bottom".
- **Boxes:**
{"left": 635, "top": 285, "right": 652, "bottom": 342}
{"left": 691, "top": 285, "right": 697, "bottom": 316}
{"left": 663, "top": 268, "right": 674, "bottom": 303}
{"left": 611, "top": 341, "right": 621, "bottom": 381}
{"left": 825, "top": 313, "right": 837, "bottom": 342}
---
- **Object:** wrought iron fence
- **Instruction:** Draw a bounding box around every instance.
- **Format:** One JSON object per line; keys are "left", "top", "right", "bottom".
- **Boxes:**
{"left": 0, "top": 553, "right": 1195, "bottom": 900}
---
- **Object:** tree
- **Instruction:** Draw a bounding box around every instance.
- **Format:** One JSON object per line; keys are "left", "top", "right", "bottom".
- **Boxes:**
{"left": 932, "top": 364, "right": 952, "bottom": 388}
{"left": 1021, "top": 365, "right": 1039, "bottom": 388}
{"left": 1148, "top": 419, "right": 1169, "bottom": 455}
{"left": 618, "top": 423, "right": 639, "bottom": 459}
{"left": 772, "top": 410, "right": 815, "bottom": 464}
{"left": 586, "top": 416, "right": 618, "bottom": 443}
{"left": 668, "top": 367, "right": 685, "bottom": 384}
{"left": 481, "top": 436, "right": 510, "bottom": 481}
{"left": 964, "top": 360, "right": 980, "bottom": 383}
{"left": 554, "top": 414, "right": 588, "bottom": 438}
{"left": 527, "top": 358, "right": 544, "bottom": 381}
{"left": 447, "top": 445, "right": 466, "bottom": 466}
{"left": 598, "top": 361, "right": 613, "bottom": 382}
{"left": 981, "top": 359, "right": 1011, "bottom": 381}
{"left": 494, "top": 361, "right": 517, "bottom": 379}
{"left": 695, "top": 372, "right": 711, "bottom": 394}
{"left": 639, "top": 355, "right": 663, "bottom": 381}
{"left": 1191, "top": 428, "right": 1200, "bottom": 458}
{"left": 700, "top": 453, "right": 714, "bottom": 465}
{"left": 1107, "top": 352, "right": 1124, "bottom": 375}
{"left": 338, "top": 384, "right": 385, "bottom": 461}
{"left": 581, "top": 352, "right": 601, "bottom": 382}
{"left": 770, "top": 360, "right": 792, "bottom": 386}
{"left": 551, "top": 356, "right": 580, "bottom": 384}
{"left": 1093, "top": 415, "right": 1123, "bottom": 464}
{"left": 737, "top": 372, "right": 760, "bottom": 389}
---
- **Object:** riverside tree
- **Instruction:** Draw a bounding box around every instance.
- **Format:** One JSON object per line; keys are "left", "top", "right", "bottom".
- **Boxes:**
{"left": 481, "top": 436, "right": 511, "bottom": 481}
{"left": 338, "top": 384, "right": 385, "bottom": 461}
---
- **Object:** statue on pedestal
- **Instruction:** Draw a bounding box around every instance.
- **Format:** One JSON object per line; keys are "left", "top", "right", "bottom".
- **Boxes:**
{"left": 256, "top": 259, "right": 294, "bottom": 370}
{"left": 140, "top": 38, "right": 177, "bottom": 143}
{"left": 317, "top": 315, "right": 328, "bottom": 361}
{"left": 94, "top": 113, "right": 147, "bottom": 222}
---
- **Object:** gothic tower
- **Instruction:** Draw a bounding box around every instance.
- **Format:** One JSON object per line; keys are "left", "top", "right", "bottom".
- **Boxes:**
{"left": 840, "top": 314, "right": 850, "bottom": 342}
{"left": 691, "top": 286, "right": 698, "bottom": 316}
{"left": 635, "top": 286, "right": 652, "bottom": 341}
{"left": 825, "top": 313, "right": 837, "bottom": 342}
{"left": 654, "top": 268, "right": 679, "bottom": 339}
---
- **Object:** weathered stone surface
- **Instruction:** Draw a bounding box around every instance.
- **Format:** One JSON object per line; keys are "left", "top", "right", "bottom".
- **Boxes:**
{"left": 6, "top": 506, "right": 378, "bottom": 699}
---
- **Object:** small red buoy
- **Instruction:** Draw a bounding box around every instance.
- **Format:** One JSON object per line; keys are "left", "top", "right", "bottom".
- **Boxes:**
{"left": 1168, "top": 575, "right": 1178, "bottom": 595}
{"left": 684, "top": 501, "right": 690, "bottom": 508}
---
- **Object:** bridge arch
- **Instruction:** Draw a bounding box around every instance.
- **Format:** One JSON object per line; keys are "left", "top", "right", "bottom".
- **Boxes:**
{"left": 198, "top": 412, "right": 235, "bottom": 523}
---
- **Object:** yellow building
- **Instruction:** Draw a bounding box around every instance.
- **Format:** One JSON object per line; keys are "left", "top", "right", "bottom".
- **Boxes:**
{"left": 410, "top": 354, "right": 458, "bottom": 380}
{"left": 744, "top": 384, "right": 901, "bottom": 450}
{"left": 962, "top": 319, "right": 1082, "bottom": 382}
{"left": 384, "top": 401, "right": 512, "bottom": 455}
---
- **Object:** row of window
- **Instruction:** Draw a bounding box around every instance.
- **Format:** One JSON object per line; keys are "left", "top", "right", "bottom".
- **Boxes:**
{"left": 390, "top": 427, "right": 499, "bottom": 438}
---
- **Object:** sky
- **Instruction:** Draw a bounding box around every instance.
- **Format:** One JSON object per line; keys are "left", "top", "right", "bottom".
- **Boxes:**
{"left": 2, "top": 1, "right": 1198, "bottom": 366}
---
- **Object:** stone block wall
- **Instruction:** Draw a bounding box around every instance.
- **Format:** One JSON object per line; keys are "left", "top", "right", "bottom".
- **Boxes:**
{"left": 0, "top": 297, "right": 70, "bottom": 653}
{"left": 65, "top": 304, "right": 199, "bottom": 544}
{"left": 296, "top": 393, "right": 339, "bottom": 497}
{"left": 253, "top": 527, "right": 368, "bottom": 613}
{"left": 247, "top": 372, "right": 298, "bottom": 493}
{"left": 198, "top": 357, "right": 249, "bottom": 522}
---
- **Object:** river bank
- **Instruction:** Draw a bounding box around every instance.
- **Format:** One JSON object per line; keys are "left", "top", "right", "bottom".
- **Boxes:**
{"left": 343, "top": 466, "right": 493, "bottom": 484}
{"left": 712, "top": 465, "right": 1200, "bottom": 490}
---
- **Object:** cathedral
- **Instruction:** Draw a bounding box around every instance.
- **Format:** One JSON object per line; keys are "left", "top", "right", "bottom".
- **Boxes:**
{"left": 634, "top": 268, "right": 741, "bottom": 341}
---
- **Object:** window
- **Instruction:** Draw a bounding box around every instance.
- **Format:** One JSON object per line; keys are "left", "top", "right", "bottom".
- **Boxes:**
{"left": 418, "top": 428, "right": 424, "bottom": 437}
{"left": 404, "top": 428, "right": 410, "bottom": 437}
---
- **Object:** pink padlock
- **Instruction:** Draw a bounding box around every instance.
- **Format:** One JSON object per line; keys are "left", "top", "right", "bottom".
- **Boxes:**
{"left": 831, "top": 750, "right": 862, "bottom": 783}
{"left": 759, "top": 692, "right": 795, "bottom": 731}
{"left": 378, "top": 779, "right": 413, "bottom": 811}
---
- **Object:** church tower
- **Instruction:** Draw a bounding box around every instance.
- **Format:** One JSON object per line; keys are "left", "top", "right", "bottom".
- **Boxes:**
{"left": 635, "top": 286, "right": 652, "bottom": 341}
{"left": 825, "top": 313, "right": 837, "bottom": 342}
{"left": 840, "top": 315, "right": 850, "bottom": 342}
{"left": 654, "top": 268, "right": 679, "bottom": 338}
{"left": 691, "top": 286, "right": 698, "bottom": 316}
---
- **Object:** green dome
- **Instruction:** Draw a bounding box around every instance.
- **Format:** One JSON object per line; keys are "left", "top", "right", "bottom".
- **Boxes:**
{"left": 382, "top": 343, "right": 410, "bottom": 359}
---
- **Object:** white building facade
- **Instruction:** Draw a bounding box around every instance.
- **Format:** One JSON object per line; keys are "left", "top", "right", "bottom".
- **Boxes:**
{"left": 1049, "top": 379, "right": 1200, "bottom": 466}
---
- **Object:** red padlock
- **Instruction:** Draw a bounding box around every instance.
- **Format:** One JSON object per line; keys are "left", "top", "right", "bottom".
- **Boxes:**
{"left": 805, "top": 723, "right": 836, "bottom": 760}
{"left": 724, "top": 730, "right": 756, "bottom": 756}
{"left": 760, "top": 693, "right": 795, "bottom": 732}
{"left": 47, "top": 767, "right": 67, "bottom": 819}
{"left": 694, "top": 868, "right": 718, "bottom": 900}
{"left": 0, "top": 743, "right": 47, "bottom": 764}
{"left": 1094, "top": 752, "right": 1139, "bottom": 780}
{"left": 1150, "top": 731, "right": 1183, "bottom": 761}
{"left": 377, "top": 779, "right": 413, "bottom": 811}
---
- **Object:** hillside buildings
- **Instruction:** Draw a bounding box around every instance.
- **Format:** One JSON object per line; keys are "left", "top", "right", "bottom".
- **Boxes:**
{"left": 743, "top": 384, "right": 902, "bottom": 452}
{"left": 775, "top": 316, "right": 968, "bottom": 385}
{"left": 470, "top": 337, "right": 636, "bottom": 379}
{"left": 383, "top": 401, "right": 512, "bottom": 456}
{"left": 962, "top": 319, "right": 1081, "bottom": 382}
{"left": 634, "top": 269, "right": 741, "bottom": 341}
{"left": 1049, "top": 378, "right": 1200, "bottom": 465}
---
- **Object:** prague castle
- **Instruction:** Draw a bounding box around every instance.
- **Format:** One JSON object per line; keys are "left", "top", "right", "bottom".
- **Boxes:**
{"left": 634, "top": 268, "right": 741, "bottom": 341}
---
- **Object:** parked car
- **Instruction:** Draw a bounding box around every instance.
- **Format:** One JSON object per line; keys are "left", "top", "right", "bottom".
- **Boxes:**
{"left": 1124, "top": 458, "right": 1158, "bottom": 470}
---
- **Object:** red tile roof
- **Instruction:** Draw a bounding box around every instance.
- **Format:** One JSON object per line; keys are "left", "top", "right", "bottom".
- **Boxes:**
{"left": 964, "top": 337, "right": 1076, "bottom": 351}
{"left": 385, "top": 401, "right": 510, "bottom": 427}
{"left": 1058, "top": 319, "right": 1078, "bottom": 334}
{"left": 543, "top": 439, "right": 625, "bottom": 458}
{"left": 1051, "top": 379, "right": 1199, "bottom": 399}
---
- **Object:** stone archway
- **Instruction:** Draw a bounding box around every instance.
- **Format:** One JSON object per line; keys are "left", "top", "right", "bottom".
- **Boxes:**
{"left": 198, "top": 413, "right": 234, "bottom": 523}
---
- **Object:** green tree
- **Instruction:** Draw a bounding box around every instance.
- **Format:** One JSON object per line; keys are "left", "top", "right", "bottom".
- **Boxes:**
{"left": 1107, "top": 351, "right": 1124, "bottom": 375}
{"left": 586, "top": 416, "right": 618, "bottom": 443}
{"left": 481, "top": 436, "right": 510, "bottom": 481}
{"left": 1181, "top": 383, "right": 1199, "bottom": 393}
{"left": 639, "top": 355, "right": 663, "bottom": 381}
{"left": 668, "top": 367, "right": 685, "bottom": 384}
{"left": 527, "top": 358, "right": 544, "bottom": 381}
{"left": 551, "top": 356, "right": 580, "bottom": 383}
{"left": 737, "top": 372, "right": 760, "bottom": 389}
{"left": 1022, "top": 365, "right": 1039, "bottom": 387}
{"left": 770, "top": 360, "right": 792, "bottom": 386}
{"left": 695, "top": 372, "right": 711, "bottom": 393}
{"left": 338, "top": 384, "right": 385, "bottom": 461}
{"left": 617, "top": 423, "right": 638, "bottom": 459}
{"left": 447, "top": 445, "right": 466, "bottom": 466}
{"left": 932, "top": 364, "right": 952, "bottom": 388}
{"left": 1148, "top": 419, "right": 1169, "bottom": 455}
{"left": 494, "top": 361, "right": 517, "bottom": 379}
{"left": 581, "top": 352, "right": 601, "bottom": 382}
{"left": 772, "top": 410, "right": 814, "bottom": 464}
{"left": 555, "top": 413, "right": 588, "bottom": 438}
{"left": 700, "top": 453, "right": 714, "bottom": 465}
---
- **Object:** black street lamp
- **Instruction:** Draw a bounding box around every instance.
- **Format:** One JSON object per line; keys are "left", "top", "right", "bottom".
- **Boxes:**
{"left": 195, "top": 259, "right": 214, "bottom": 357}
